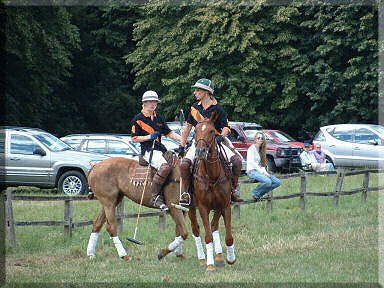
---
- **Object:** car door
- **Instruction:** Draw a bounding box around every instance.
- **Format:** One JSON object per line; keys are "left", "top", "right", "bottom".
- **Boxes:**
{"left": 353, "top": 127, "right": 384, "bottom": 168}
{"left": 326, "top": 126, "right": 354, "bottom": 166}
{"left": 6, "top": 132, "right": 51, "bottom": 185}
{"left": 229, "top": 127, "right": 248, "bottom": 158}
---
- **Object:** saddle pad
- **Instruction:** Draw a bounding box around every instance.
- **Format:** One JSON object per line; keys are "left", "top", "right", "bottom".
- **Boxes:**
{"left": 131, "top": 166, "right": 155, "bottom": 185}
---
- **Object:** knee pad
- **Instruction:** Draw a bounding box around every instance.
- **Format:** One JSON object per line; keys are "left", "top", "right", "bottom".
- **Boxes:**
{"left": 180, "top": 159, "right": 192, "bottom": 179}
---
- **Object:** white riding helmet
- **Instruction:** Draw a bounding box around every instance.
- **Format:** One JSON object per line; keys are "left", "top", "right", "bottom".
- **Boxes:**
{"left": 142, "top": 90, "right": 161, "bottom": 103}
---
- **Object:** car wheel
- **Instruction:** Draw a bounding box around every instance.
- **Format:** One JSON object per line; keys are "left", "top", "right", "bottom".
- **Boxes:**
{"left": 58, "top": 171, "right": 87, "bottom": 196}
{"left": 266, "top": 157, "right": 277, "bottom": 172}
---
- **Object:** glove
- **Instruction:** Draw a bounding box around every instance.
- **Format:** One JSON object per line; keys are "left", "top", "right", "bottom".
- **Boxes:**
{"left": 149, "top": 131, "right": 161, "bottom": 141}
{"left": 215, "top": 135, "right": 224, "bottom": 144}
{"left": 177, "top": 145, "right": 185, "bottom": 157}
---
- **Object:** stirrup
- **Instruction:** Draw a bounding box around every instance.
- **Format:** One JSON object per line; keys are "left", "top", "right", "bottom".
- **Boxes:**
{"left": 179, "top": 192, "right": 191, "bottom": 206}
{"left": 153, "top": 195, "right": 168, "bottom": 211}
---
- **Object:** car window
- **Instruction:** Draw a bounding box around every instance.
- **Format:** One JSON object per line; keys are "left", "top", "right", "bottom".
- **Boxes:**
{"left": 34, "top": 133, "right": 70, "bottom": 152}
{"left": 313, "top": 130, "right": 325, "bottom": 142}
{"left": 84, "top": 140, "right": 106, "bottom": 154}
{"left": 63, "top": 138, "right": 82, "bottom": 148}
{"left": 229, "top": 129, "right": 240, "bottom": 141}
{"left": 108, "top": 140, "right": 135, "bottom": 155}
{"left": 244, "top": 130, "right": 257, "bottom": 140}
{"left": 355, "top": 128, "right": 381, "bottom": 144}
{"left": 10, "top": 134, "right": 41, "bottom": 155}
{"left": 328, "top": 127, "right": 353, "bottom": 143}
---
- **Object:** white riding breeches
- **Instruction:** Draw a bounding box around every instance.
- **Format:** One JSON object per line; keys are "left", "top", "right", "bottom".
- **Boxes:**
{"left": 144, "top": 149, "right": 167, "bottom": 170}
{"left": 184, "top": 139, "right": 235, "bottom": 162}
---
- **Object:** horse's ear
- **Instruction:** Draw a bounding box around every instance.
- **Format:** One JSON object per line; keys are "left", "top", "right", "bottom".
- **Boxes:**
{"left": 210, "top": 111, "right": 218, "bottom": 123}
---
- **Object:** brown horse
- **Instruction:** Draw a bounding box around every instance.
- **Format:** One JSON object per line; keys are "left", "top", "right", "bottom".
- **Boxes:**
{"left": 86, "top": 152, "right": 188, "bottom": 261}
{"left": 188, "top": 111, "right": 236, "bottom": 272}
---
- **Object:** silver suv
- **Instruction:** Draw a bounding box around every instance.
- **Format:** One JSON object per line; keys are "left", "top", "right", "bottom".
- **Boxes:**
{"left": 313, "top": 124, "right": 384, "bottom": 168}
{"left": 0, "top": 127, "right": 109, "bottom": 195}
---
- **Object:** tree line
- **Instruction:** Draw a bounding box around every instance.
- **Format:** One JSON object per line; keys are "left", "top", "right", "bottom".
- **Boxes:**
{"left": 3, "top": 3, "right": 378, "bottom": 138}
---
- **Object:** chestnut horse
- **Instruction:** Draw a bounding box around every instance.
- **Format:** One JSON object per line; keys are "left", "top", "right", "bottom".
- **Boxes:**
{"left": 86, "top": 152, "right": 188, "bottom": 261}
{"left": 188, "top": 111, "right": 236, "bottom": 272}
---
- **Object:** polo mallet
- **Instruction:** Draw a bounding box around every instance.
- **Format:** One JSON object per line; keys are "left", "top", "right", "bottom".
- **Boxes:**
{"left": 179, "top": 109, "right": 184, "bottom": 199}
{"left": 126, "top": 140, "right": 155, "bottom": 245}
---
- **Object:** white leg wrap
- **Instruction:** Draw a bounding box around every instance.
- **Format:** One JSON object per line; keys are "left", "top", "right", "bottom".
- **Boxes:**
{"left": 206, "top": 242, "right": 214, "bottom": 266}
{"left": 212, "top": 230, "right": 223, "bottom": 254}
{"left": 168, "top": 236, "right": 184, "bottom": 252}
{"left": 87, "top": 232, "right": 99, "bottom": 257}
{"left": 174, "top": 241, "right": 183, "bottom": 256}
{"left": 193, "top": 234, "right": 206, "bottom": 260}
{"left": 227, "top": 244, "right": 236, "bottom": 263}
{"left": 111, "top": 236, "right": 127, "bottom": 258}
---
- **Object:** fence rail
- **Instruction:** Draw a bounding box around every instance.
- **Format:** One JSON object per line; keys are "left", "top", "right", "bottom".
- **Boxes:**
{"left": 3, "top": 168, "right": 383, "bottom": 250}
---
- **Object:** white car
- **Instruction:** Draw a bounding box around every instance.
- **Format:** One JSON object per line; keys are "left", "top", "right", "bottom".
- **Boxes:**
{"left": 312, "top": 124, "right": 384, "bottom": 168}
{"left": 60, "top": 134, "right": 140, "bottom": 160}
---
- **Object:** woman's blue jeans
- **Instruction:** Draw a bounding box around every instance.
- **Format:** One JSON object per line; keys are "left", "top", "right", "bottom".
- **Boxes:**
{"left": 247, "top": 169, "right": 281, "bottom": 198}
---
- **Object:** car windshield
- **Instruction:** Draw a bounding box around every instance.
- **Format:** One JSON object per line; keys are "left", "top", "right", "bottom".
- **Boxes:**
{"left": 268, "top": 131, "right": 296, "bottom": 142}
{"left": 371, "top": 125, "right": 384, "bottom": 137}
{"left": 244, "top": 130, "right": 258, "bottom": 140}
{"left": 34, "top": 133, "right": 72, "bottom": 152}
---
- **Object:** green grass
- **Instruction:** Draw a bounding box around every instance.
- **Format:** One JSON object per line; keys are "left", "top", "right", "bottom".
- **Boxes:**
{"left": 3, "top": 172, "right": 381, "bottom": 286}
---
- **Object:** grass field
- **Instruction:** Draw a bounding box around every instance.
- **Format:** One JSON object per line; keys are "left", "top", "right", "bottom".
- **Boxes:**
{"left": 3, "top": 172, "right": 382, "bottom": 287}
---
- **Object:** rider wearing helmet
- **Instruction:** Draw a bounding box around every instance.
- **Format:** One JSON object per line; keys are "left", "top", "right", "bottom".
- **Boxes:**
{"left": 178, "top": 78, "right": 244, "bottom": 205}
{"left": 132, "top": 90, "right": 182, "bottom": 211}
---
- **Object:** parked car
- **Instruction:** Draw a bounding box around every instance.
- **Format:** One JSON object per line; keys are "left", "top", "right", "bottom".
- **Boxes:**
{"left": 229, "top": 123, "right": 302, "bottom": 172}
{"left": 312, "top": 124, "right": 384, "bottom": 168}
{"left": 61, "top": 133, "right": 179, "bottom": 157}
{"left": 61, "top": 134, "right": 140, "bottom": 160}
{"left": 0, "top": 127, "right": 108, "bottom": 195}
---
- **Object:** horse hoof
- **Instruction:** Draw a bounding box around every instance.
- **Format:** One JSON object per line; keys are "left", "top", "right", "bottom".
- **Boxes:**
{"left": 226, "top": 258, "right": 236, "bottom": 265}
{"left": 206, "top": 265, "right": 215, "bottom": 272}
{"left": 176, "top": 254, "right": 187, "bottom": 260}
{"left": 200, "top": 259, "right": 207, "bottom": 267}
{"left": 215, "top": 253, "right": 225, "bottom": 267}
{"left": 122, "top": 255, "right": 131, "bottom": 262}
{"left": 158, "top": 248, "right": 170, "bottom": 261}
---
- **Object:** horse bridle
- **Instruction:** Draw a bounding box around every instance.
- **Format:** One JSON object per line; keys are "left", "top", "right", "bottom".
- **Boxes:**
{"left": 195, "top": 119, "right": 219, "bottom": 163}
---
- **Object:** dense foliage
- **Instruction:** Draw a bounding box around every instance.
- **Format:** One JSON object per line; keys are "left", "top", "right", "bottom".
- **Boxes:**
{"left": 4, "top": 4, "right": 379, "bottom": 137}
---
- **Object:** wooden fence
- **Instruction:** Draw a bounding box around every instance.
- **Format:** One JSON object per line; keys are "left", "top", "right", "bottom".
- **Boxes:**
{"left": 233, "top": 168, "right": 384, "bottom": 218}
{"left": 3, "top": 168, "right": 383, "bottom": 250}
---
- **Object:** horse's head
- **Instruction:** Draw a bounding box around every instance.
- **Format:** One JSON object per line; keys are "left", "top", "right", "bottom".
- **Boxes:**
{"left": 194, "top": 111, "right": 218, "bottom": 160}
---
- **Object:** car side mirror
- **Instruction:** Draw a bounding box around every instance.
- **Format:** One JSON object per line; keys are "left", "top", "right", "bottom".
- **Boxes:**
{"left": 238, "top": 136, "right": 244, "bottom": 142}
{"left": 33, "top": 148, "right": 46, "bottom": 156}
{"left": 368, "top": 139, "right": 378, "bottom": 146}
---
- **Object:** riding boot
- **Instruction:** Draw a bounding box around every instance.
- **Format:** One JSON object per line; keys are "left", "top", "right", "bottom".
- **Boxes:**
{"left": 150, "top": 163, "right": 171, "bottom": 211}
{"left": 230, "top": 155, "right": 244, "bottom": 202}
{"left": 180, "top": 158, "right": 192, "bottom": 205}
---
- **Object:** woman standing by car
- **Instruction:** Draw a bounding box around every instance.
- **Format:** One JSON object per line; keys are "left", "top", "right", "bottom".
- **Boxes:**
{"left": 247, "top": 132, "right": 281, "bottom": 200}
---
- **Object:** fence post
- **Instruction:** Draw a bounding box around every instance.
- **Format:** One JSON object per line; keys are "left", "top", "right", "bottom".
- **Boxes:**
{"left": 158, "top": 213, "right": 166, "bottom": 231}
{"left": 362, "top": 172, "right": 370, "bottom": 203}
{"left": 333, "top": 169, "right": 345, "bottom": 207}
{"left": 5, "top": 190, "right": 17, "bottom": 250}
{"left": 233, "top": 183, "right": 241, "bottom": 218}
{"left": 116, "top": 200, "right": 124, "bottom": 233}
{"left": 64, "top": 199, "right": 73, "bottom": 237}
{"left": 267, "top": 190, "right": 273, "bottom": 213}
{"left": 300, "top": 174, "right": 307, "bottom": 211}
